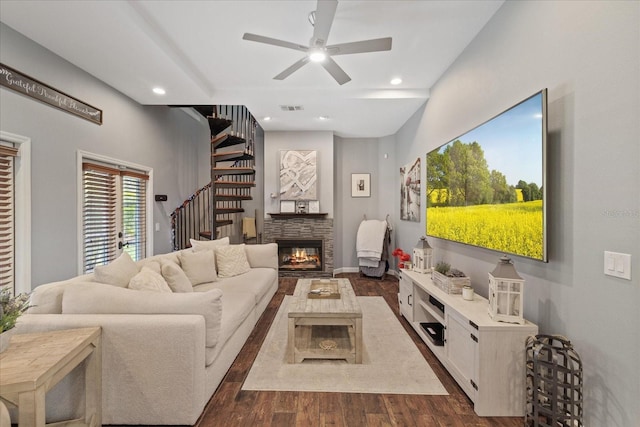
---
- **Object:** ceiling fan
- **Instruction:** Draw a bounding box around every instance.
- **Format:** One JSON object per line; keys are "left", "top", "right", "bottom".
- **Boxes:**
{"left": 242, "top": 0, "right": 392, "bottom": 85}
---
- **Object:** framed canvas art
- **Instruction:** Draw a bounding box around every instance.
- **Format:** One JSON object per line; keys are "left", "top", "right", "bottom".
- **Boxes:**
{"left": 351, "top": 173, "right": 370, "bottom": 198}
{"left": 400, "top": 157, "right": 420, "bottom": 222}
{"left": 279, "top": 150, "right": 317, "bottom": 200}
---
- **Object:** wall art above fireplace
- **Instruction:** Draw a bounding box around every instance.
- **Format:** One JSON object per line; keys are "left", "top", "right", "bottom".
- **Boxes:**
{"left": 279, "top": 150, "right": 317, "bottom": 200}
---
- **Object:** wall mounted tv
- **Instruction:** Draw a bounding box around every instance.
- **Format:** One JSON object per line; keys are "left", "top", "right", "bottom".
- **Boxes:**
{"left": 426, "top": 89, "right": 548, "bottom": 262}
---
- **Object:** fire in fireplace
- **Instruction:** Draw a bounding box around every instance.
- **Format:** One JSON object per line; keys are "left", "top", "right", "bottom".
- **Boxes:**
{"left": 277, "top": 239, "right": 323, "bottom": 271}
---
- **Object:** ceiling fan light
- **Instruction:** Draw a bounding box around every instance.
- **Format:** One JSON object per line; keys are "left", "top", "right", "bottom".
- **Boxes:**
{"left": 309, "top": 50, "right": 327, "bottom": 62}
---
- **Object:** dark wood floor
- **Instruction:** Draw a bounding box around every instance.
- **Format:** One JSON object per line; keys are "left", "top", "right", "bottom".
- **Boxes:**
{"left": 195, "top": 273, "right": 523, "bottom": 427}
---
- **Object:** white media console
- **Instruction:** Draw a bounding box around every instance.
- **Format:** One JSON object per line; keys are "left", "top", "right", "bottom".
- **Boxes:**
{"left": 399, "top": 269, "right": 538, "bottom": 417}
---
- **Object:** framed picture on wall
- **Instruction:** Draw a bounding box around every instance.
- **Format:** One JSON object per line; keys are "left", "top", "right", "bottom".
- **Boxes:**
{"left": 351, "top": 173, "right": 371, "bottom": 198}
{"left": 400, "top": 157, "right": 421, "bottom": 222}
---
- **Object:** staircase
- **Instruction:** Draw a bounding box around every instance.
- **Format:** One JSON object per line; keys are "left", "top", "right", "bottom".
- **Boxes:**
{"left": 171, "top": 105, "right": 257, "bottom": 250}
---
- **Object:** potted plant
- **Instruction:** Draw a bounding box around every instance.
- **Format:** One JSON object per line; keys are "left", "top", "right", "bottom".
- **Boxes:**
{"left": 0, "top": 288, "right": 30, "bottom": 352}
{"left": 432, "top": 262, "right": 471, "bottom": 294}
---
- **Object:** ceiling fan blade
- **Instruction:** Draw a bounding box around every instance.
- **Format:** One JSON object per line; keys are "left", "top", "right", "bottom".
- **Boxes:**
{"left": 321, "top": 57, "right": 351, "bottom": 85}
{"left": 327, "top": 37, "right": 393, "bottom": 56}
{"left": 243, "top": 33, "right": 307, "bottom": 52}
{"left": 311, "top": 0, "right": 338, "bottom": 47}
{"left": 274, "top": 57, "right": 311, "bottom": 80}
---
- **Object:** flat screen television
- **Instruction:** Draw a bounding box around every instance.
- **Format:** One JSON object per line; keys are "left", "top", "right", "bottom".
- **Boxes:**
{"left": 426, "top": 89, "right": 548, "bottom": 261}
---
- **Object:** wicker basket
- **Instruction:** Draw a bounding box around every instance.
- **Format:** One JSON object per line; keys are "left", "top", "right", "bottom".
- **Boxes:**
{"left": 432, "top": 271, "right": 470, "bottom": 294}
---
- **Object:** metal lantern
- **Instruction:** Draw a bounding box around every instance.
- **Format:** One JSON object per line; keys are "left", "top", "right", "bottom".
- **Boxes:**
{"left": 412, "top": 236, "right": 433, "bottom": 274}
{"left": 488, "top": 255, "right": 525, "bottom": 324}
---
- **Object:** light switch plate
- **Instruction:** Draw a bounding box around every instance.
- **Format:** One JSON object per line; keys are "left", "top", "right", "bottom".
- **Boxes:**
{"left": 604, "top": 251, "right": 631, "bottom": 280}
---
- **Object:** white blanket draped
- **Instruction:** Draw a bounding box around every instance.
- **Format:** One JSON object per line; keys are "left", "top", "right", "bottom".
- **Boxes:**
{"left": 356, "top": 219, "right": 388, "bottom": 266}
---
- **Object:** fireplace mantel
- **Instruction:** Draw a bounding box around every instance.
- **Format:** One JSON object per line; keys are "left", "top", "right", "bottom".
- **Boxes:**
{"left": 268, "top": 213, "right": 328, "bottom": 219}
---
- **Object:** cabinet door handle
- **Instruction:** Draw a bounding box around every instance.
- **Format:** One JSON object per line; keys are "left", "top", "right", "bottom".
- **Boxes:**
{"left": 470, "top": 333, "right": 478, "bottom": 343}
{"left": 408, "top": 294, "right": 413, "bottom": 306}
{"left": 469, "top": 320, "right": 479, "bottom": 330}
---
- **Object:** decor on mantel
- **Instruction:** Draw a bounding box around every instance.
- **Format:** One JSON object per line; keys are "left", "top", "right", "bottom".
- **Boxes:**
{"left": 351, "top": 173, "right": 370, "bottom": 198}
{"left": 400, "top": 158, "right": 420, "bottom": 222}
{"left": 0, "top": 63, "right": 103, "bottom": 125}
{"left": 269, "top": 212, "right": 328, "bottom": 219}
{"left": 412, "top": 236, "right": 432, "bottom": 273}
{"left": 280, "top": 200, "right": 295, "bottom": 213}
{"left": 488, "top": 255, "right": 525, "bottom": 324}
{"left": 279, "top": 150, "right": 317, "bottom": 200}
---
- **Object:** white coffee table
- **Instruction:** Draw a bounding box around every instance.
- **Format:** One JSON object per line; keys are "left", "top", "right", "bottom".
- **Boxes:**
{"left": 287, "top": 278, "right": 363, "bottom": 364}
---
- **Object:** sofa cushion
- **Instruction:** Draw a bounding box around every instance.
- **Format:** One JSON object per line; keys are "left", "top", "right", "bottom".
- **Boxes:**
{"left": 195, "top": 268, "right": 277, "bottom": 306}
{"left": 28, "top": 278, "right": 94, "bottom": 314}
{"left": 189, "top": 237, "right": 229, "bottom": 251}
{"left": 244, "top": 243, "right": 278, "bottom": 269}
{"left": 94, "top": 252, "right": 139, "bottom": 287}
{"left": 128, "top": 266, "right": 172, "bottom": 293}
{"left": 209, "top": 290, "right": 255, "bottom": 364}
{"left": 179, "top": 250, "right": 218, "bottom": 285}
{"left": 161, "top": 262, "right": 193, "bottom": 293}
{"left": 215, "top": 245, "right": 250, "bottom": 278}
{"left": 62, "top": 283, "right": 223, "bottom": 348}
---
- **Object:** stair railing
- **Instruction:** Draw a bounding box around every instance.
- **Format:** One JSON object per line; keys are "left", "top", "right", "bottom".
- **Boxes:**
{"left": 171, "top": 183, "right": 212, "bottom": 250}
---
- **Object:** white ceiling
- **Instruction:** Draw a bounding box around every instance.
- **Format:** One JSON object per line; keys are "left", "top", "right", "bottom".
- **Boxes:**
{"left": 0, "top": 0, "right": 503, "bottom": 138}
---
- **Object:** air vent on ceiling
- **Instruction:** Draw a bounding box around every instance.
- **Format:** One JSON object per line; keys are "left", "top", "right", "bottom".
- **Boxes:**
{"left": 280, "top": 105, "right": 304, "bottom": 111}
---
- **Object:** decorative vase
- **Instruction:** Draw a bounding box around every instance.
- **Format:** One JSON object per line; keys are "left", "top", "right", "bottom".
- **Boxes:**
{"left": 0, "top": 328, "right": 17, "bottom": 353}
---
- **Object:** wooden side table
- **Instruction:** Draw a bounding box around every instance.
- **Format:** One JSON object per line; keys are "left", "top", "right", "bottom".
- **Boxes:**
{"left": 0, "top": 327, "right": 102, "bottom": 427}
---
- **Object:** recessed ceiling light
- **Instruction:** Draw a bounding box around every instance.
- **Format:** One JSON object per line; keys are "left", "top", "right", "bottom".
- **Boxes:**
{"left": 318, "top": 116, "right": 329, "bottom": 121}
{"left": 263, "top": 116, "right": 272, "bottom": 121}
{"left": 152, "top": 87, "right": 166, "bottom": 95}
{"left": 390, "top": 78, "right": 402, "bottom": 85}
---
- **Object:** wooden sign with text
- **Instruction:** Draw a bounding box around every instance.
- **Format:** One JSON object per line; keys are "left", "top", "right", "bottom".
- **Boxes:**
{"left": 0, "top": 63, "right": 102, "bottom": 125}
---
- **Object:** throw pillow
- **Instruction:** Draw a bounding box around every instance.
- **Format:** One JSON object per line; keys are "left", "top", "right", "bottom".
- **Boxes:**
{"left": 215, "top": 244, "right": 251, "bottom": 278}
{"left": 161, "top": 262, "right": 193, "bottom": 293}
{"left": 179, "top": 250, "right": 218, "bottom": 285}
{"left": 244, "top": 243, "right": 278, "bottom": 269}
{"left": 94, "top": 252, "right": 139, "bottom": 287}
{"left": 140, "top": 260, "right": 162, "bottom": 275}
{"left": 128, "top": 266, "right": 172, "bottom": 293}
{"left": 190, "top": 236, "right": 230, "bottom": 252}
{"left": 62, "top": 283, "right": 223, "bottom": 348}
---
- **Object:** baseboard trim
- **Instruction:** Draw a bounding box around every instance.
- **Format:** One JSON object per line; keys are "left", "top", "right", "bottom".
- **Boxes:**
{"left": 333, "top": 267, "right": 399, "bottom": 278}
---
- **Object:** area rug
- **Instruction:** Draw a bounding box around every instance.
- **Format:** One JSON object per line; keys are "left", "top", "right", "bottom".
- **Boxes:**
{"left": 242, "top": 296, "right": 448, "bottom": 395}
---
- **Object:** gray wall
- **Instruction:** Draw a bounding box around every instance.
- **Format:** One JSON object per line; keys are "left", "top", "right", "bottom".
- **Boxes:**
{"left": 0, "top": 23, "right": 210, "bottom": 286}
{"left": 391, "top": 2, "right": 639, "bottom": 425}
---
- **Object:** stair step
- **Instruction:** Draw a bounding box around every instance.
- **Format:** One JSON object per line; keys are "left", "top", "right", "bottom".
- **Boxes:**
{"left": 213, "top": 167, "right": 255, "bottom": 176}
{"left": 213, "top": 150, "right": 254, "bottom": 162}
{"left": 199, "top": 224, "right": 233, "bottom": 240}
{"left": 216, "top": 208, "right": 245, "bottom": 214}
{"left": 215, "top": 194, "right": 253, "bottom": 201}
{"left": 207, "top": 117, "right": 232, "bottom": 135}
{"left": 214, "top": 180, "right": 256, "bottom": 188}
{"left": 213, "top": 134, "right": 246, "bottom": 149}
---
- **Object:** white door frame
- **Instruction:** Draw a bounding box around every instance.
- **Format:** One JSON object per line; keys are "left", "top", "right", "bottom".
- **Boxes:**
{"left": 0, "top": 131, "right": 31, "bottom": 294}
{"left": 76, "top": 150, "right": 153, "bottom": 275}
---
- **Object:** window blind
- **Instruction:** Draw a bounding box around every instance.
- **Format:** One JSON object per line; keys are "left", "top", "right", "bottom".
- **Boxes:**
{"left": 82, "top": 162, "right": 118, "bottom": 273}
{"left": 121, "top": 170, "right": 148, "bottom": 261}
{"left": 0, "top": 145, "right": 19, "bottom": 290}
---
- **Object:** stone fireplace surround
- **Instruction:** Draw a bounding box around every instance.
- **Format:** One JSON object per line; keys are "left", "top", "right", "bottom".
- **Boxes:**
{"left": 263, "top": 217, "right": 333, "bottom": 278}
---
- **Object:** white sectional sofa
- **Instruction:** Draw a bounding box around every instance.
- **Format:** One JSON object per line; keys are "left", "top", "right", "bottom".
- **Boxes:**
{"left": 14, "top": 240, "right": 278, "bottom": 426}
